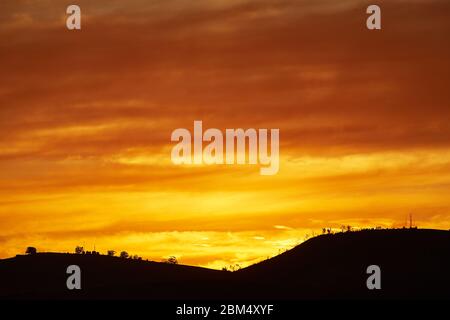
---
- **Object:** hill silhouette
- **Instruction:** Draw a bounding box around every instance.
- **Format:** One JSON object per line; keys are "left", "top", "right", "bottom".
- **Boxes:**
{"left": 0, "top": 229, "right": 449, "bottom": 299}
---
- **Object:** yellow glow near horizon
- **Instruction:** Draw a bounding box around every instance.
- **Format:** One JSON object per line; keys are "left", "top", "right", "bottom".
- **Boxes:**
{"left": 1, "top": 0, "right": 450, "bottom": 268}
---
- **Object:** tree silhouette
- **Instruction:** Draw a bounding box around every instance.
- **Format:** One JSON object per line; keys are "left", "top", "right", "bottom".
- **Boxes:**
{"left": 165, "top": 256, "right": 178, "bottom": 264}
{"left": 75, "top": 246, "right": 84, "bottom": 254}
{"left": 107, "top": 250, "right": 116, "bottom": 256}
{"left": 226, "top": 263, "right": 242, "bottom": 272}
{"left": 25, "top": 247, "right": 37, "bottom": 255}
{"left": 120, "top": 251, "right": 129, "bottom": 259}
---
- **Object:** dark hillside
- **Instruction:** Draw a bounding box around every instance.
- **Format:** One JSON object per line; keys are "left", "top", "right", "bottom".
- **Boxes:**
{"left": 1, "top": 229, "right": 449, "bottom": 299}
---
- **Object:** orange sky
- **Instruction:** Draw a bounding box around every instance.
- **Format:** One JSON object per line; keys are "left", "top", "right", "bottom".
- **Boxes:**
{"left": 1, "top": 0, "right": 450, "bottom": 269}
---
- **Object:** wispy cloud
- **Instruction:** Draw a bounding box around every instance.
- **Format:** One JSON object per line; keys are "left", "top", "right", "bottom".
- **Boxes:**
{"left": 1, "top": 0, "right": 450, "bottom": 267}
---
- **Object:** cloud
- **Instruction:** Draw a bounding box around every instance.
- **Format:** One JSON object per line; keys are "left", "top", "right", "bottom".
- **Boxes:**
{"left": 2, "top": 0, "right": 450, "bottom": 161}
{"left": 0, "top": 0, "right": 450, "bottom": 266}
{"left": 273, "top": 225, "right": 292, "bottom": 230}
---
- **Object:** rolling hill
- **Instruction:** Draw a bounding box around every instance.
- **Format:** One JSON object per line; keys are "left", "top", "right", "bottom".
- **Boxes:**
{"left": 0, "top": 229, "right": 449, "bottom": 299}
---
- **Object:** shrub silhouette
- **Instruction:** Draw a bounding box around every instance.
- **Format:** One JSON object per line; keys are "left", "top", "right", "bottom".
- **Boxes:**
{"left": 228, "top": 264, "right": 241, "bottom": 272}
{"left": 25, "top": 247, "right": 37, "bottom": 255}
{"left": 75, "top": 246, "right": 84, "bottom": 254}
{"left": 163, "top": 256, "right": 178, "bottom": 264}
{"left": 120, "top": 251, "right": 129, "bottom": 259}
{"left": 107, "top": 250, "right": 116, "bottom": 256}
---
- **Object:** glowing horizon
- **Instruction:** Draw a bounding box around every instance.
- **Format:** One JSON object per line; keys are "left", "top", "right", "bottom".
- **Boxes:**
{"left": 1, "top": 0, "right": 450, "bottom": 269}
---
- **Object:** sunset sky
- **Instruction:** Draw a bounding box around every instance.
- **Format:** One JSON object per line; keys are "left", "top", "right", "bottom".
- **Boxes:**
{"left": 1, "top": 0, "right": 450, "bottom": 269}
